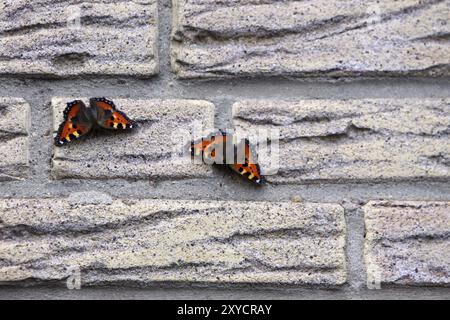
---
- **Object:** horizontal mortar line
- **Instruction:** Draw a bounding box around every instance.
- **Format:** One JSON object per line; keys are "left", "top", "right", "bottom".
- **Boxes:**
{"left": 3, "top": 91, "right": 450, "bottom": 103}
{"left": 1, "top": 286, "right": 450, "bottom": 298}
{"left": 74, "top": 279, "right": 347, "bottom": 291}
{"left": 265, "top": 176, "right": 450, "bottom": 185}
{"left": 5, "top": 177, "right": 450, "bottom": 191}
{"left": 1, "top": 76, "right": 450, "bottom": 88}
{"left": 2, "top": 93, "right": 450, "bottom": 106}
{"left": 1, "top": 179, "right": 450, "bottom": 194}
{"left": 0, "top": 195, "right": 446, "bottom": 205}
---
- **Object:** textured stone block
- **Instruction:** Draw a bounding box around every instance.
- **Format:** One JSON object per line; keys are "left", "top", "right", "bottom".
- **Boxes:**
{"left": 233, "top": 99, "right": 450, "bottom": 183}
{"left": 0, "top": 196, "right": 346, "bottom": 286}
{"left": 0, "top": 0, "right": 158, "bottom": 77}
{"left": 364, "top": 201, "right": 450, "bottom": 286}
{"left": 0, "top": 98, "right": 30, "bottom": 181}
{"left": 52, "top": 98, "right": 214, "bottom": 180}
{"left": 172, "top": 0, "right": 450, "bottom": 78}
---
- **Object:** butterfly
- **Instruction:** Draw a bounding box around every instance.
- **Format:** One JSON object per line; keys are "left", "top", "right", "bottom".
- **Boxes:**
{"left": 191, "top": 130, "right": 265, "bottom": 185}
{"left": 54, "top": 97, "right": 136, "bottom": 146}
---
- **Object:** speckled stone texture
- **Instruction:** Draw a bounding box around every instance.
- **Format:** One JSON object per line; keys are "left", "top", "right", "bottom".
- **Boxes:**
{"left": 172, "top": 0, "right": 450, "bottom": 78}
{"left": 364, "top": 201, "right": 450, "bottom": 286}
{"left": 0, "top": 196, "right": 346, "bottom": 286}
{"left": 0, "top": 0, "right": 158, "bottom": 77}
{"left": 233, "top": 99, "right": 450, "bottom": 183}
{"left": 52, "top": 98, "right": 214, "bottom": 180}
{"left": 0, "top": 98, "right": 30, "bottom": 181}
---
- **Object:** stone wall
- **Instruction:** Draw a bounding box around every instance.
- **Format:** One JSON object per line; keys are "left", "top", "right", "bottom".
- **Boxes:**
{"left": 0, "top": 0, "right": 449, "bottom": 299}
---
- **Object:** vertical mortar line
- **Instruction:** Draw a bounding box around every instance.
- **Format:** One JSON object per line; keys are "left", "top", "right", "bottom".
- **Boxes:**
{"left": 157, "top": 0, "right": 176, "bottom": 82}
{"left": 0, "top": 90, "right": 56, "bottom": 197}
{"left": 213, "top": 98, "right": 235, "bottom": 131}
{"left": 24, "top": 89, "right": 55, "bottom": 186}
{"left": 342, "top": 202, "right": 368, "bottom": 297}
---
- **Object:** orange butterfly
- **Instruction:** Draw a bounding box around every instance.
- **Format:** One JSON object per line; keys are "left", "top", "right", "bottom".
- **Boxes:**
{"left": 191, "top": 130, "right": 265, "bottom": 185}
{"left": 54, "top": 98, "right": 136, "bottom": 146}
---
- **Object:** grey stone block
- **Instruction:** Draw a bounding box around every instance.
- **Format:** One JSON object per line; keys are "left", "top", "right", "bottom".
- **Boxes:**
{"left": 172, "top": 0, "right": 450, "bottom": 78}
{"left": 364, "top": 201, "right": 450, "bottom": 286}
{"left": 52, "top": 97, "right": 215, "bottom": 180}
{"left": 0, "top": 0, "right": 158, "bottom": 77}
{"left": 0, "top": 197, "right": 346, "bottom": 286}
{"left": 0, "top": 98, "right": 30, "bottom": 181}
{"left": 233, "top": 99, "right": 450, "bottom": 183}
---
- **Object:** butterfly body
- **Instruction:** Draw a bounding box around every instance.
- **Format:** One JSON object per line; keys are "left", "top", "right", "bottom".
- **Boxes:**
{"left": 55, "top": 98, "right": 136, "bottom": 146}
{"left": 191, "top": 130, "right": 266, "bottom": 185}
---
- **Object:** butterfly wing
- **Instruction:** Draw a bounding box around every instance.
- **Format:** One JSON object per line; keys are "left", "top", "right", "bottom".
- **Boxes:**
{"left": 191, "top": 131, "right": 265, "bottom": 184}
{"left": 230, "top": 139, "right": 265, "bottom": 185}
{"left": 191, "top": 137, "right": 214, "bottom": 158}
{"left": 54, "top": 100, "right": 93, "bottom": 146}
{"left": 191, "top": 131, "right": 228, "bottom": 163}
{"left": 90, "top": 97, "right": 135, "bottom": 130}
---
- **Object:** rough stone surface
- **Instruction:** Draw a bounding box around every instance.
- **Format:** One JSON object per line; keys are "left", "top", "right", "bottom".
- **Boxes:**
{"left": 0, "top": 197, "right": 346, "bottom": 286}
{"left": 52, "top": 98, "right": 214, "bottom": 180}
{"left": 0, "top": 0, "right": 450, "bottom": 300}
{"left": 0, "top": 98, "right": 30, "bottom": 181}
{"left": 364, "top": 201, "right": 450, "bottom": 286}
{"left": 172, "top": 0, "right": 450, "bottom": 78}
{"left": 233, "top": 99, "right": 450, "bottom": 183}
{"left": 0, "top": 0, "right": 158, "bottom": 77}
